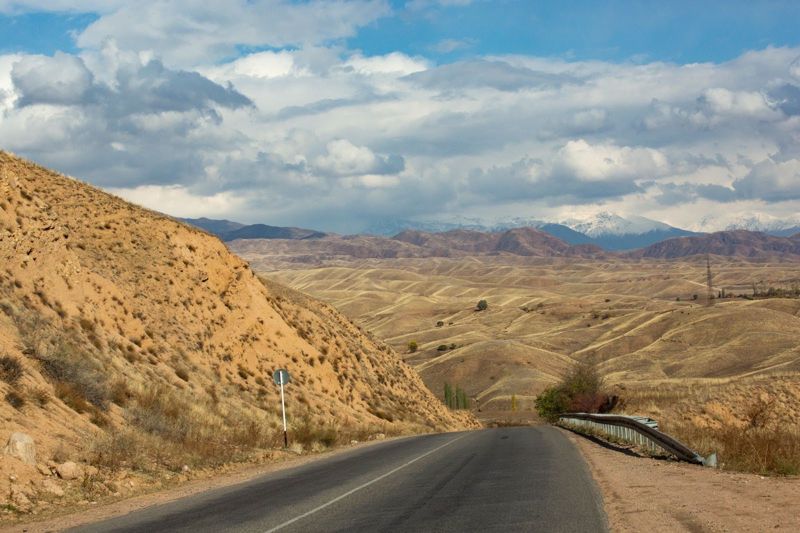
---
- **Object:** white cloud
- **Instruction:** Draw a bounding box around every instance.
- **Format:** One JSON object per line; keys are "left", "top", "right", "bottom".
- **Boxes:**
{"left": 109, "top": 184, "right": 246, "bottom": 218}
{"left": 553, "top": 139, "right": 669, "bottom": 182}
{"left": 74, "top": 0, "right": 392, "bottom": 67}
{"left": 344, "top": 52, "right": 429, "bottom": 76}
{"left": 1, "top": 14, "right": 800, "bottom": 233}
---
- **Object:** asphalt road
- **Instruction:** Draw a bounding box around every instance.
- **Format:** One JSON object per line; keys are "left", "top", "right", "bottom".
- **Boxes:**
{"left": 73, "top": 427, "right": 607, "bottom": 533}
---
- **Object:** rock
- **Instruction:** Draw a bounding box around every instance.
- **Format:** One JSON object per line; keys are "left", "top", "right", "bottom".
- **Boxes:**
{"left": 3, "top": 433, "right": 36, "bottom": 465}
{"left": 181, "top": 465, "right": 190, "bottom": 473}
{"left": 9, "top": 486, "right": 32, "bottom": 512}
{"left": 37, "top": 463, "right": 52, "bottom": 476}
{"left": 56, "top": 461, "right": 82, "bottom": 480}
{"left": 350, "top": 440, "right": 359, "bottom": 445}
{"left": 40, "top": 479, "right": 64, "bottom": 498}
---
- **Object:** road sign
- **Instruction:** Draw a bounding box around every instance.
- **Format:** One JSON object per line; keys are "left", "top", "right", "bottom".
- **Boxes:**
{"left": 273, "top": 368, "right": 291, "bottom": 448}
{"left": 273, "top": 368, "right": 291, "bottom": 386}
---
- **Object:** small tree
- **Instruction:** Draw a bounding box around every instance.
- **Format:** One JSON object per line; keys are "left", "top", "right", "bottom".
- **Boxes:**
{"left": 444, "top": 383, "right": 453, "bottom": 408}
{"left": 455, "top": 386, "right": 469, "bottom": 409}
{"left": 407, "top": 340, "right": 418, "bottom": 353}
{"left": 476, "top": 299, "right": 488, "bottom": 311}
{"left": 511, "top": 394, "right": 518, "bottom": 412}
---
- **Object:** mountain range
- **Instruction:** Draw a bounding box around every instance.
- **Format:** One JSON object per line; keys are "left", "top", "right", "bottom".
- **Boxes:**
{"left": 190, "top": 212, "right": 800, "bottom": 253}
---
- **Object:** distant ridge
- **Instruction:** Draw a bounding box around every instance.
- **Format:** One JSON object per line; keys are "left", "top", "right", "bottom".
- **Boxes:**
{"left": 181, "top": 217, "right": 327, "bottom": 242}
{"left": 631, "top": 230, "right": 800, "bottom": 259}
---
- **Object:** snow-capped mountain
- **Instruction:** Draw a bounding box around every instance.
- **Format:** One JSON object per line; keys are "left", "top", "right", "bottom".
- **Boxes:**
{"left": 362, "top": 212, "right": 700, "bottom": 250}
{"left": 697, "top": 214, "right": 800, "bottom": 237}
{"left": 559, "top": 212, "right": 673, "bottom": 237}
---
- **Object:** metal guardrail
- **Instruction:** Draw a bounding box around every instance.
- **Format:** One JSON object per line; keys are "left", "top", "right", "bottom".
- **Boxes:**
{"left": 558, "top": 413, "right": 717, "bottom": 467}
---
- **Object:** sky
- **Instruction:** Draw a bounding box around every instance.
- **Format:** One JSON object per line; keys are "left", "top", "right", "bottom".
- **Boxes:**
{"left": 1, "top": 1, "right": 800, "bottom": 233}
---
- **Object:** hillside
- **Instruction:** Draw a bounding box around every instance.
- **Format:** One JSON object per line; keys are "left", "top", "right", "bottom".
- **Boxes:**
{"left": 229, "top": 227, "right": 605, "bottom": 270}
{"left": 181, "top": 218, "right": 326, "bottom": 241}
{"left": 265, "top": 256, "right": 800, "bottom": 427}
{"left": 632, "top": 230, "right": 800, "bottom": 258}
{"left": 0, "top": 152, "right": 472, "bottom": 517}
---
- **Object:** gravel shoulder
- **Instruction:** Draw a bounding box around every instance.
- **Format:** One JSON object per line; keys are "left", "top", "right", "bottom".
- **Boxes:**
{"left": 563, "top": 428, "right": 800, "bottom": 532}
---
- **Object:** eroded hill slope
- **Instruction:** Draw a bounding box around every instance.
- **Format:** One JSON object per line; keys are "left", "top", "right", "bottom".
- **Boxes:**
{"left": 0, "top": 152, "right": 472, "bottom": 516}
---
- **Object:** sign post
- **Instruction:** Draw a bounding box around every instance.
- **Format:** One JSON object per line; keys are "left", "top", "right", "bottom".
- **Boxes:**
{"left": 273, "top": 368, "right": 291, "bottom": 448}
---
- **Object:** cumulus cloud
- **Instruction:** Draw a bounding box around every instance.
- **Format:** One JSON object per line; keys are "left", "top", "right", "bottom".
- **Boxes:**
{"left": 76, "top": 0, "right": 391, "bottom": 67}
{"left": 11, "top": 52, "right": 94, "bottom": 106}
{"left": 1, "top": 10, "right": 800, "bottom": 232}
{"left": 313, "top": 139, "right": 404, "bottom": 177}
{"left": 732, "top": 158, "right": 800, "bottom": 201}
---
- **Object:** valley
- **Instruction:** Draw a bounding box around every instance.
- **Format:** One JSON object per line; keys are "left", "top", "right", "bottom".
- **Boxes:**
{"left": 257, "top": 254, "right": 800, "bottom": 442}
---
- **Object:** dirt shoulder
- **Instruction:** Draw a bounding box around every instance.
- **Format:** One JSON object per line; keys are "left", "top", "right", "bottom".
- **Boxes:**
{"left": 1, "top": 436, "right": 408, "bottom": 533}
{"left": 563, "top": 428, "right": 800, "bottom": 532}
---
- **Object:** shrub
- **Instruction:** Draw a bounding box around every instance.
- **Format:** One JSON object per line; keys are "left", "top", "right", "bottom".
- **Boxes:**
{"left": 534, "top": 363, "right": 613, "bottom": 422}
{"left": 5, "top": 390, "right": 25, "bottom": 410}
{"left": 437, "top": 344, "right": 448, "bottom": 351}
{"left": 407, "top": 341, "right": 418, "bottom": 353}
{"left": 0, "top": 355, "right": 23, "bottom": 385}
{"left": 29, "top": 387, "right": 50, "bottom": 407}
{"left": 38, "top": 342, "right": 110, "bottom": 410}
{"left": 476, "top": 299, "right": 488, "bottom": 311}
{"left": 534, "top": 387, "right": 569, "bottom": 422}
{"left": 110, "top": 379, "right": 132, "bottom": 406}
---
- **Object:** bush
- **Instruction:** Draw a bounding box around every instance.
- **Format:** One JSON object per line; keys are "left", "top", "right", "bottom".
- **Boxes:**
{"left": 38, "top": 343, "right": 110, "bottom": 410}
{"left": 437, "top": 344, "right": 448, "bottom": 351}
{"left": 5, "top": 390, "right": 26, "bottom": 410}
{"left": 0, "top": 355, "right": 23, "bottom": 385}
{"left": 534, "top": 387, "right": 569, "bottom": 422}
{"left": 407, "top": 341, "right": 418, "bottom": 353}
{"left": 476, "top": 299, "right": 488, "bottom": 311}
{"left": 534, "top": 363, "right": 612, "bottom": 422}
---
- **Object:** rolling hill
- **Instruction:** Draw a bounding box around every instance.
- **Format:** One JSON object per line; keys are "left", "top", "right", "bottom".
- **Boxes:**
{"left": 263, "top": 255, "right": 800, "bottom": 429}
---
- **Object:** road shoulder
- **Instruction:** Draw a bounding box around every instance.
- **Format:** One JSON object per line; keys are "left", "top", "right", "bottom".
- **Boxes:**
{"left": 1, "top": 436, "right": 410, "bottom": 533}
{"left": 562, "top": 427, "right": 800, "bottom": 532}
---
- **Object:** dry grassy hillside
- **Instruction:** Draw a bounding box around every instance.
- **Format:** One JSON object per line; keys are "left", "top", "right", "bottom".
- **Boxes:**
{"left": 0, "top": 152, "right": 472, "bottom": 518}
{"left": 264, "top": 256, "right": 800, "bottom": 430}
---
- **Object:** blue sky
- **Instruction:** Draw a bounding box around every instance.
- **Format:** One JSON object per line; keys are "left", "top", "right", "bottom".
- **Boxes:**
{"left": 353, "top": 1, "right": 800, "bottom": 64}
{"left": 1, "top": 1, "right": 800, "bottom": 232}
{"left": 3, "top": 1, "right": 800, "bottom": 64}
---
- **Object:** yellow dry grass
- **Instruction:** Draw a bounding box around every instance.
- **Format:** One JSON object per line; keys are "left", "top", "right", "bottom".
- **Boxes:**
{"left": 260, "top": 255, "right": 800, "bottom": 429}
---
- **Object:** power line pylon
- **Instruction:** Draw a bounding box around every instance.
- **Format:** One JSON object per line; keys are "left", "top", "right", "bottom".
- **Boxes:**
{"left": 706, "top": 253, "right": 714, "bottom": 306}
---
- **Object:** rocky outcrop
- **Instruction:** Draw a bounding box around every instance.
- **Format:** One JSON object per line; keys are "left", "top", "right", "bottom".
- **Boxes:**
{"left": 3, "top": 433, "right": 35, "bottom": 465}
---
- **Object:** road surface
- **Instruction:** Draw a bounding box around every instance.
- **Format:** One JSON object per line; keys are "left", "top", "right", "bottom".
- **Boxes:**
{"left": 73, "top": 427, "right": 607, "bottom": 532}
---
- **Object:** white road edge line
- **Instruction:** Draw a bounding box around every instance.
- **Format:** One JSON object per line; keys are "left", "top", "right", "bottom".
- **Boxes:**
{"left": 264, "top": 433, "right": 469, "bottom": 532}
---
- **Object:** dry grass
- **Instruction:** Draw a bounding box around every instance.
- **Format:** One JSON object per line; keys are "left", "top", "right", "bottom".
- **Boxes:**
{"left": 0, "top": 151, "right": 473, "bottom": 517}
{"left": 0, "top": 355, "right": 23, "bottom": 385}
{"left": 668, "top": 422, "right": 800, "bottom": 475}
